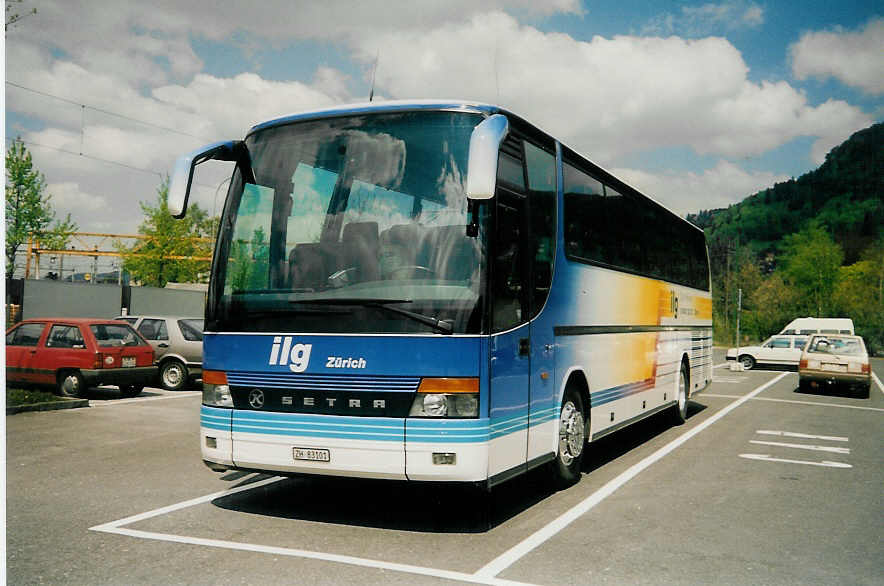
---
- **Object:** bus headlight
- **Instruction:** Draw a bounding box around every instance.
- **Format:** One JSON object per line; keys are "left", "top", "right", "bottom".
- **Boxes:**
{"left": 203, "top": 371, "right": 233, "bottom": 408}
{"left": 408, "top": 378, "right": 479, "bottom": 418}
{"left": 423, "top": 394, "right": 448, "bottom": 416}
{"left": 203, "top": 384, "right": 234, "bottom": 407}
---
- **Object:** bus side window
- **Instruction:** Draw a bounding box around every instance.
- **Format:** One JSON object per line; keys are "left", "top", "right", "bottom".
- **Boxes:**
{"left": 524, "top": 142, "right": 556, "bottom": 317}
{"left": 493, "top": 195, "right": 527, "bottom": 332}
{"left": 563, "top": 162, "right": 606, "bottom": 264}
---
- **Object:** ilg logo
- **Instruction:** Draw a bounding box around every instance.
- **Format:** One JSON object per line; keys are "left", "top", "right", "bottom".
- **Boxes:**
{"left": 268, "top": 336, "right": 312, "bottom": 372}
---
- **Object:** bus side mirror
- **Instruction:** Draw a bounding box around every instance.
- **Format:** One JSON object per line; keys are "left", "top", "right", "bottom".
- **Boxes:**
{"left": 465, "top": 114, "right": 509, "bottom": 201}
{"left": 168, "top": 140, "right": 243, "bottom": 218}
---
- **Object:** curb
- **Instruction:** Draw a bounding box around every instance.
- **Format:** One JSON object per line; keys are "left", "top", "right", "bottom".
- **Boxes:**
{"left": 7, "top": 399, "right": 90, "bottom": 415}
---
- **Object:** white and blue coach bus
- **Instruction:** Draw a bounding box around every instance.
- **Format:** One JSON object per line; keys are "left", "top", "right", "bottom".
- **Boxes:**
{"left": 169, "top": 100, "right": 712, "bottom": 489}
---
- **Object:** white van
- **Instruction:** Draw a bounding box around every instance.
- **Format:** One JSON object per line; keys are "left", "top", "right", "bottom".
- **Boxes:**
{"left": 779, "top": 317, "right": 854, "bottom": 336}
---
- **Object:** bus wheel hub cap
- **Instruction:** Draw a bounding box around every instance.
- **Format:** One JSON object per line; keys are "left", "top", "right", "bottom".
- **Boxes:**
{"left": 559, "top": 402, "right": 585, "bottom": 465}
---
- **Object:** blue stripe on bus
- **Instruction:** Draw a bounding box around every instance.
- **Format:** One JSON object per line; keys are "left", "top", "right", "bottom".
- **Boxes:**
{"left": 591, "top": 379, "right": 655, "bottom": 407}
{"left": 205, "top": 385, "right": 661, "bottom": 444}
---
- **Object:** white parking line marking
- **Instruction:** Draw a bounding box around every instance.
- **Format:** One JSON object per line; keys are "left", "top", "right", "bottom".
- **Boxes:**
{"left": 473, "top": 371, "right": 790, "bottom": 580}
{"left": 739, "top": 454, "right": 852, "bottom": 468}
{"left": 90, "top": 476, "right": 536, "bottom": 586}
{"left": 873, "top": 372, "right": 884, "bottom": 394}
{"left": 749, "top": 440, "right": 850, "bottom": 454}
{"left": 88, "top": 391, "right": 201, "bottom": 407}
{"left": 96, "top": 527, "right": 537, "bottom": 586}
{"left": 756, "top": 430, "right": 848, "bottom": 442}
{"left": 90, "top": 476, "right": 283, "bottom": 531}
{"left": 703, "top": 394, "right": 884, "bottom": 412}
{"left": 713, "top": 362, "right": 730, "bottom": 369}
{"left": 712, "top": 376, "right": 746, "bottom": 383}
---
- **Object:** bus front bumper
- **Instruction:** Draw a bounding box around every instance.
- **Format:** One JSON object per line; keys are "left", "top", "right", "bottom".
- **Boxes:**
{"left": 200, "top": 406, "right": 490, "bottom": 482}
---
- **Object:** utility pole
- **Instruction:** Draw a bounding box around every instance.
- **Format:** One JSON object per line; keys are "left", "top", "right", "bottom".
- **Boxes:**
{"left": 24, "top": 235, "right": 32, "bottom": 279}
{"left": 736, "top": 288, "right": 742, "bottom": 348}
{"left": 92, "top": 246, "right": 98, "bottom": 285}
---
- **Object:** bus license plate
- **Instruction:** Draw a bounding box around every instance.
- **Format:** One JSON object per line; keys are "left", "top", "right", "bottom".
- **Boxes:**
{"left": 293, "top": 448, "right": 330, "bottom": 462}
{"left": 122, "top": 357, "right": 136, "bottom": 367}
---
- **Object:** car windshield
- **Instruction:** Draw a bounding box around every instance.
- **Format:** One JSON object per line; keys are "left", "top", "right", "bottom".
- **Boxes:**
{"left": 90, "top": 324, "right": 145, "bottom": 347}
{"left": 808, "top": 336, "right": 864, "bottom": 355}
{"left": 209, "top": 110, "right": 488, "bottom": 334}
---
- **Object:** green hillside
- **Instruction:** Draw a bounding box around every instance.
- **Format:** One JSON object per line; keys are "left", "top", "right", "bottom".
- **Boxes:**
{"left": 687, "top": 122, "right": 884, "bottom": 353}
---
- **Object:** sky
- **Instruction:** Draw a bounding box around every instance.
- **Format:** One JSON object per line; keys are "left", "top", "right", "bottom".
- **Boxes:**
{"left": 3, "top": 1, "right": 883, "bottom": 275}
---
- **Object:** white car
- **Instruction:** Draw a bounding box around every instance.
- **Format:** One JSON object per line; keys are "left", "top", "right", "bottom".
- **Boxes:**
{"left": 115, "top": 315, "right": 203, "bottom": 390}
{"left": 726, "top": 335, "right": 809, "bottom": 370}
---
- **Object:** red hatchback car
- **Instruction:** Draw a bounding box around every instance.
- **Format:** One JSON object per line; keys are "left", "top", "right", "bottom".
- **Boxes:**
{"left": 6, "top": 318, "right": 157, "bottom": 398}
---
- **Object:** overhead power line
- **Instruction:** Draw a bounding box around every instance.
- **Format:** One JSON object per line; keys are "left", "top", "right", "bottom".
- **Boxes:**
{"left": 6, "top": 80, "right": 210, "bottom": 141}
{"left": 5, "top": 136, "right": 221, "bottom": 190}
{"left": 7, "top": 136, "right": 163, "bottom": 177}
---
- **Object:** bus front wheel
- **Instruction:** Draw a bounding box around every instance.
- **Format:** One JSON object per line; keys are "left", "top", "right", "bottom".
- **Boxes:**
{"left": 551, "top": 387, "right": 585, "bottom": 488}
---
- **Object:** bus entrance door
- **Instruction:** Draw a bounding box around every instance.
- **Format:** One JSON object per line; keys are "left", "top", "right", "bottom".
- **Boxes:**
{"left": 488, "top": 191, "right": 531, "bottom": 484}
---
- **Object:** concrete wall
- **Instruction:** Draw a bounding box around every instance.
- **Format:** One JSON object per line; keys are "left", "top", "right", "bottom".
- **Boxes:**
{"left": 18, "top": 280, "right": 206, "bottom": 320}
{"left": 22, "top": 280, "right": 122, "bottom": 320}
{"left": 129, "top": 286, "right": 205, "bottom": 317}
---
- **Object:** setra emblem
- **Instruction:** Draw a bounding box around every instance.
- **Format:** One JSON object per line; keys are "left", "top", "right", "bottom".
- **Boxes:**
{"left": 248, "top": 388, "right": 265, "bottom": 409}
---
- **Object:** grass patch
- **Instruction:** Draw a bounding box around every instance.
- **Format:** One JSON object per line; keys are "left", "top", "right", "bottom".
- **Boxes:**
{"left": 6, "top": 388, "right": 65, "bottom": 407}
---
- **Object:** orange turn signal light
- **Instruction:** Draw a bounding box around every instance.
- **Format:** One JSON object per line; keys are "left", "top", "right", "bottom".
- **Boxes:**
{"left": 417, "top": 377, "right": 479, "bottom": 394}
{"left": 202, "top": 370, "right": 228, "bottom": 385}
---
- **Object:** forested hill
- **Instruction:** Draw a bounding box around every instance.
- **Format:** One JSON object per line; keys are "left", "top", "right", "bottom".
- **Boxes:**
{"left": 685, "top": 122, "right": 883, "bottom": 353}
{"left": 688, "top": 121, "right": 883, "bottom": 264}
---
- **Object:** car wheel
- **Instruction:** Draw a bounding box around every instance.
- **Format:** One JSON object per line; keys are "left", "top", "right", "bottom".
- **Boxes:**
{"left": 671, "top": 361, "right": 689, "bottom": 425}
{"left": 160, "top": 360, "right": 187, "bottom": 391}
{"left": 739, "top": 355, "right": 755, "bottom": 370}
{"left": 58, "top": 371, "right": 86, "bottom": 398}
{"left": 857, "top": 383, "right": 870, "bottom": 399}
{"left": 550, "top": 387, "right": 586, "bottom": 489}
{"left": 120, "top": 385, "right": 144, "bottom": 398}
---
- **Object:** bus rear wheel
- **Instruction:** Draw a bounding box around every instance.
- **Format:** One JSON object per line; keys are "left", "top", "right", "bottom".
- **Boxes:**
{"left": 671, "top": 361, "right": 689, "bottom": 425}
{"left": 551, "top": 388, "right": 585, "bottom": 488}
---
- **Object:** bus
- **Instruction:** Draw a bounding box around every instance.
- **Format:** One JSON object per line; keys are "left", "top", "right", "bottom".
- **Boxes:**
{"left": 170, "top": 100, "right": 712, "bottom": 490}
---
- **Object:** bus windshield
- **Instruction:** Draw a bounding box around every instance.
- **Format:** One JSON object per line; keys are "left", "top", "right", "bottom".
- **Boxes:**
{"left": 210, "top": 110, "right": 488, "bottom": 335}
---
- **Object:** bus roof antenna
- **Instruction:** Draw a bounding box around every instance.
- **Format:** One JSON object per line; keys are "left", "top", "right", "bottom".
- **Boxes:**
{"left": 368, "top": 49, "right": 379, "bottom": 102}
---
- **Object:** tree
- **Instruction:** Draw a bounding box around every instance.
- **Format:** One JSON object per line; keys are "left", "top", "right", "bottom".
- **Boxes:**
{"left": 744, "top": 273, "right": 801, "bottom": 341}
{"left": 116, "top": 178, "right": 215, "bottom": 287}
{"left": 5, "top": 0, "right": 37, "bottom": 31}
{"left": 5, "top": 139, "right": 78, "bottom": 278}
{"left": 833, "top": 237, "right": 884, "bottom": 354}
{"left": 780, "top": 223, "right": 844, "bottom": 317}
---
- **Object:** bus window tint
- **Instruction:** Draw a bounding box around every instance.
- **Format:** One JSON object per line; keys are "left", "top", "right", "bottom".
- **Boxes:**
{"left": 493, "top": 196, "right": 525, "bottom": 332}
{"left": 525, "top": 142, "right": 556, "bottom": 317}
{"left": 563, "top": 162, "right": 605, "bottom": 263}
{"left": 226, "top": 183, "right": 274, "bottom": 293}
{"left": 603, "top": 185, "right": 641, "bottom": 273}
{"left": 563, "top": 158, "right": 710, "bottom": 291}
{"left": 498, "top": 152, "right": 526, "bottom": 189}
{"left": 286, "top": 164, "right": 337, "bottom": 253}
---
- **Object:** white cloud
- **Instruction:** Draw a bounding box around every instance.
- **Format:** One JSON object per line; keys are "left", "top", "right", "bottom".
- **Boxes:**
{"left": 46, "top": 182, "right": 109, "bottom": 214}
{"left": 153, "top": 72, "right": 345, "bottom": 136}
{"left": 361, "top": 12, "right": 872, "bottom": 163}
{"left": 4, "top": 2, "right": 876, "bottom": 237}
{"left": 790, "top": 18, "right": 884, "bottom": 95}
{"left": 614, "top": 161, "right": 789, "bottom": 216}
{"left": 643, "top": 1, "right": 764, "bottom": 36}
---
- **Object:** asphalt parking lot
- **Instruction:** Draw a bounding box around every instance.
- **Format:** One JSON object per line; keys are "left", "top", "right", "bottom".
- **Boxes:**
{"left": 6, "top": 349, "right": 884, "bottom": 585}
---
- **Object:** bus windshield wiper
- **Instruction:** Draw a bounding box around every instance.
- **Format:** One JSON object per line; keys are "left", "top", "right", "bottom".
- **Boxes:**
{"left": 288, "top": 298, "right": 453, "bottom": 334}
